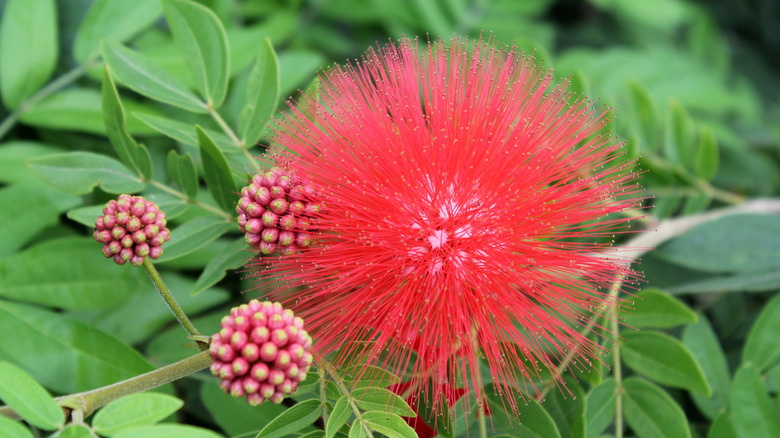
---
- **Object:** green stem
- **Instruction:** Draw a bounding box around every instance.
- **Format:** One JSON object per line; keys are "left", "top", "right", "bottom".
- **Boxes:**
{"left": 0, "top": 351, "right": 212, "bottom": 420}
{"left": 319, "top": 360, "right": 375, "bottom": 438}
{"left": 142, "top": 257, "right": 202, "bottom": 342}
{"left": 608, "top": 273, "right": 626, "bottom": 438}
{"left": 207, "top": 106, "right": 257, "bottom": 165}
{"left": 149, "top": 180, "right": 232, "bottom": 220}
{"left": 318, "top": 366, "right": 330, "bottom": 425}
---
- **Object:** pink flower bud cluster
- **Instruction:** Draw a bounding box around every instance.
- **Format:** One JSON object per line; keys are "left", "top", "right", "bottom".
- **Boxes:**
{"left": 236, "top": 168, "right": 322, "bottom": 255}
{"left": 210, "top": 299, "right": 314, "bottom": 405}
{"left": 94, "top": 195, "right": 170, "bottom": 266}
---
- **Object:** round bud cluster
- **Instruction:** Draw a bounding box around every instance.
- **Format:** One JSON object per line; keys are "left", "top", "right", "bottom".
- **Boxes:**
{"left": 236, "top": 167, "right": 323, "bottom": 255}
{"left": 94, "top": 195, "right": 170, "bottom": 266}
{"left": 210, "top": 300, "right": 314, "bottom": 406}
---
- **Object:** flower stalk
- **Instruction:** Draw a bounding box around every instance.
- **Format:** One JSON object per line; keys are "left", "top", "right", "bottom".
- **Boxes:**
{"left": 143, "top": 257, "right": 202, "bottom": 341}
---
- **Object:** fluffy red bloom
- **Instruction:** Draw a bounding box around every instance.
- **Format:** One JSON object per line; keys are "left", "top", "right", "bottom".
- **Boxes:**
{"left": 252, "top": 37, "right": 641, "bottom": 417}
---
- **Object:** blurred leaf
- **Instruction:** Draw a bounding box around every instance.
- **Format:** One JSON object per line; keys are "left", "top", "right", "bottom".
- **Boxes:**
{"left": 0, "top": 361, "right": 64, "bottom": 430}
{"left": 197, "top": 126, "right": 238, "bottom": 212}
{"left": 681, "top": 193, "right": 712, "bottom": 216}
{"left": 26, "top": 151, "right": 144, "bottom": 195}
{"left": 101, "top": 40, "right": 207, "bottom": 113}
{"left": 623, "top": 288, "right": 697, "bottom": 328}
{"left": 730, "top": 363, "right": 780, "bottom": 438}
{"left": 0, "top": 142, "right": 64, "bottom": 185}
{"left": 162, "top": 0, "right": 229, "bottom": 107}
{"left": 708, "top": 411, "right": 738, "bottom": 438}
{"left": 18, "top": 88, "right": 162, "bottom": 135}
{"left": 622, "top": 378, "right": 690, "bottom": 438}
{"left": 682, "top": 315, "right": 731, "bottom": 420}
{"left": 664, "top": 100, "right": 695, "bottom": 166}
{"left": 93, "top": 393, "right": 184, "bottom": 436}
{"left": 102, "top": 68, "right": 153, "bottom": 179}
{"left": 0, "top": 300, "right": 152, "bottom": 394}
{"left": 0, "top": 185, "right": 79, "bottom": 258}
{"left": 279, "top": 51, "right": 327, "bottom": 98}
{"left": 0, "top": 0, "right": 58, "bottom": 109}
{"left": 157, "top": 216, "right": 233, "bottom": 262}
{"left": 327, "top": 397, "right": 351, "bottom": 438}
{"left": 256, "top": 399, "right": 321, "bottom": 438}
{"left": 544, "top": 380, "right": 585, "bottom": 438}
{"left": 200, "top": 380, "right": 286, "bottom": 437}
{"left": 585, "top": 378, "right": 617, "bottom": 438}
{"left": 72, "top": 271, "right": 228, "bottom": 346}
{"left": 74, "top": 0, "right": 163, "bottom": 64}
{"left": 167, "top": 150, "right": 199, "bottom": 199}
{"left": 693, "top": 125, "right": 719, "bottom": 181}
{"left": 568, "top": 68, "right": 590, "bottom": 97}
{"left": 113, "top": 425, "right": 222, "bottom": 438}
{"left": 351, "top": 388, "right": 415, "bottom": 417}
{"left": 621, "top": 331, "right": 711, "bottom": 395}
{"left": 0, "top": 236, "right": 136, "bottom": 310}
{"left": 628, "top": 80, "right": 660, "bottom": 150}
{"left": 362, "top": 411, "right": 418, "bottom": 438}
{"left": 743, "top": 293, "right": 780, "bottom": 372}
{"left": 655, "top": 214, "right": 780, "bottom": 274}
{"left": 669, "top": 270, "right": 780, "bottom": 294}
{"left": 652, "top": 194, "right": 683, "bottom": 219}
{"left": 485, "top": 382, "right": 561, "bottom": 437}
{"left": 192, "top": 238, "right": 247, "bottom": 296}
{"left": 55, "top": 425, "right": 93, "bottom": 438}
{"left": 133, "top": 112, "right": 238, "bottom": 153}
{"left": 0, "top": 416, "right": 33, "bottom": 438}
{"left": 239, "top": 38, "right": 280, "bottom": 147}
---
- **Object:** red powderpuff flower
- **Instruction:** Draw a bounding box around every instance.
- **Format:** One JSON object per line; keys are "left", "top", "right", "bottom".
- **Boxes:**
{"left": 252, "top": 37, "right": 642, "bottom": 417}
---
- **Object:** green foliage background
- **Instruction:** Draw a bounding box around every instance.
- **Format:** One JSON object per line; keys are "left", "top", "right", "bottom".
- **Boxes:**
{"left": 0, "top": 0, "right": 779, "bottom": 437}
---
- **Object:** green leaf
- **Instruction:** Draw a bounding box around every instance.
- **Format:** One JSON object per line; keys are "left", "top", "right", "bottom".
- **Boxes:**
{"left": 100, "top": 40, "right": 207, "bottom": 113}
{"left": 102, "top": 68, "right": 153, "bottom": 179}
{"left": 669, "top": 270, "right": 780, "bottom": 294}
{"left": 0, "top": 237, "right": 136, "bottom": 310}
{"left": 163, "top": 0, "right": 229, "bottom": 107}
{"left": 627, "top": 80, "right": 660, "bottom": 150}
{"left": 693, "top": 125, "right": 719, "bottom": 181}
{"left": 0, "top": 415, "right": 33, "bottom": 438}
{"left": 743, "top": 293, "right": 780, "bottom": 372}
{"left": 351, "top": 388, "right": 415, "bottom": 417}
{"left": 0, "top": 300, "right": 153, "bottom": 394}
{"left": 621, "top": 331, "right": 711, "bottom": 395}
{"left": 655, "top": 214, "right": 780, "bottom": 274}
{"left": 623, "top": 288, "right": 697, "bottom": 328}
{"left": 74, "top": 0, "right": 163, "bottom": 64}
{"left": 348, "top": 423, "right": 366, "bottom": 438}
{"left": 239, "top": 38, "right": 280, "bottom": 147}
{"left": 585, "top": 378, "right": 617, "bottom": 438}
{"left": 681, "top": 193, "right": 712, "bottom": 216}
{"left": 192, "top": 238, "right": 247, "bottom": 296}
{"left": 0, "top": 361, "right": 64, "bottom": 430}
{"left": 26, "top": 151, "right": 145, "bottom": 195}
{"left": 327, "top": 397, "right": 351, "bottom": 438}
{"left": 362, "top": 412, "right": 418, "bottom": 438}
{"left": 55, "top": 425, "right": 93, "bottom": 438}
{"left": 93, "top": 393, "right": 184, "bottom": 436}
{"left": 278, "top": 51, "right": 327, "bottom": 98}
{"left": 0, "top": 185, "right": 80, "bottom": 258}
{"left": 133, "top": 112, "right": 239, "bottom": 153}
{"left": 664, "top": 99, "right": 695, "bottom": 166}
{"left": 75, "top": 271, "right": 228, "bottom": 347}
{"left": 682, "top": 315, "right": 731, "bottom": 420}
{"left": 256, "top": 399, "right": 321, "bottom": 438}
{"left": 18, "top": 88, "right": 162, "bottom": 135}
{"left": 197, "top": 126, "right": 238, "bottom": 212}
{"left": 708, "top": 411, "right": 738, "bottom": 438}
{"left": 113, "top": 425, "right": 222, "bottom": 438}
{"left": 0, "top": 142, "right": 64, "bottom": 185}
{"left": 200, "top": 380, "right": 286, "bottom": 437}
{"left": 156, "top": 216, "right": 233, "bottom": 262}
{"left": 0, "top": 0, "right": 58, "bottom": 109}
{"left": 484, "top": 382, "right": 561, "bottom": 438}
{"left": 544, "top": 380, "right": 585, "bottom": 438}
{"left": 167, "top": 150, "right": 199, "bottom": 199}
{"left": 730, "top": 363, "right": 780, "bottom": 438}
{"left": 622, "top": 378, "right": 690, "bottom": 438}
